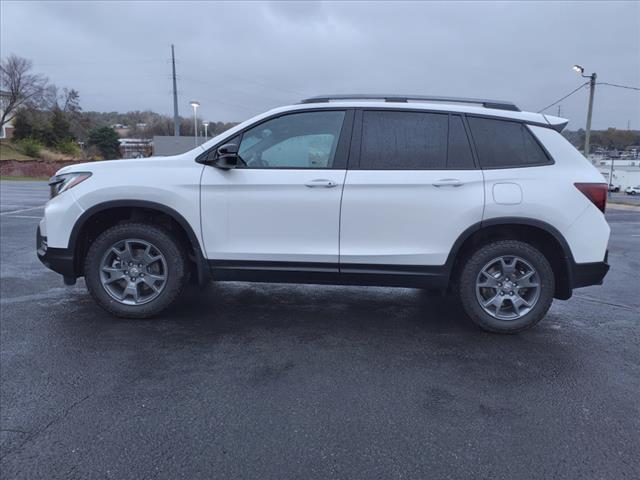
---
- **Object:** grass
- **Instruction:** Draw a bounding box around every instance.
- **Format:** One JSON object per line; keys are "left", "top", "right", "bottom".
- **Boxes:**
{"left": 0, "top": 140, "right": 79, "bottom": 162}
{"left": 0, "top": 141, "right": 34, "bottom": 161}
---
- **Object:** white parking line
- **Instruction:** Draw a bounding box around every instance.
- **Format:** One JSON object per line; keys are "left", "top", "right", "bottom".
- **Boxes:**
{"left": 0, "top": 205, "right": 46, "bottom": 216}
{"left": 4, "top": 215, "right": 42, "bottom": 219}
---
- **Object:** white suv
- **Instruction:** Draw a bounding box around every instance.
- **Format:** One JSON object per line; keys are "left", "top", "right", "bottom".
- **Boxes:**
{"left": 37, "top": 95, "right": 610, "bottom": 333}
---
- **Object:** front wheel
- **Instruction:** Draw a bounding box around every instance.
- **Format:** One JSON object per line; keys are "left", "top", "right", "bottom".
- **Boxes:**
{"left": 84, "top": 222, "right": 188, "bottom": 318}
{"left": 457, "top": 240, "right": 555, "bottom": 333}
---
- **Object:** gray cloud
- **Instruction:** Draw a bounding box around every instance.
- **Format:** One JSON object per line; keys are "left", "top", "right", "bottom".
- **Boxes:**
{"left": 2, "top": 0, "right": 638, "bottom": 129}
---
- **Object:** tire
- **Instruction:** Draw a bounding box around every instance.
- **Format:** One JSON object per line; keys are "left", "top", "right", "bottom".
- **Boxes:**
{"left": 457, "top": 240, "right": 555, "bottom": 334}
{"left": 84, "top": 222, "right": 188, "bottom": 318}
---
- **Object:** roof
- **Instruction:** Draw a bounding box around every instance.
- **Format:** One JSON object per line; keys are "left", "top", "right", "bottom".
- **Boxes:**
{"left": 195, "top": 97, "right": 569, "bottom": 152}
{"left": 301, "top": 94, "right": 520, "bottom": 112}
{"left": 294, "top": 99, "right": 567, "bottom": 131}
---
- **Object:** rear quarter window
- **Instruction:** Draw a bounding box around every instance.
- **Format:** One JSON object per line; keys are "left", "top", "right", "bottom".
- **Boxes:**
{"left": 468, "top": 117, "right": 551, "bottom": 169}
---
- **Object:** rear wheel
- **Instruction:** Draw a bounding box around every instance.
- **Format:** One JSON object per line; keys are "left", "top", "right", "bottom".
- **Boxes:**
{"left": 458, "top": 240, "right": 554, "bottom": 333}
{"left": 84, "top": 223, "right": 188, "bottom": 318}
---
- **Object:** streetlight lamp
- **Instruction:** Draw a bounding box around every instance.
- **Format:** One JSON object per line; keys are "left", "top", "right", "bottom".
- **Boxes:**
{"left": 190, "top": 101, "right": 200, "bottom": 146}
{"left": 573, "top": 64, "right": 597, "bottom": 161}
{"left": 203, "top": 121, "right": 209, "bottom": 141}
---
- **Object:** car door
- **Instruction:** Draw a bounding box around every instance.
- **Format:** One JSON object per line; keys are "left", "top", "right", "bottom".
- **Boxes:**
{"left": 339, "top": 109, "right": 484, "bottom": 272}
{"left": 200, "top": 109, "right": 352, "bottom": 270}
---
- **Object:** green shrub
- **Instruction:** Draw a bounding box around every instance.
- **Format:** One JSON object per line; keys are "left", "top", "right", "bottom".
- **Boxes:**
{"left": 18, "top": 138, "right": 42, "bottom": 158}
{"left": 55, "top": 138, "right": 81, "bottom": 157}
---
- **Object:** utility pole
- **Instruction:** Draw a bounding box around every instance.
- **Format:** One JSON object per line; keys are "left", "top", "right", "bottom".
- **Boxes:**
{"left": 573, "top": 65, "right": 597, "bottom": 161}
{"left": 584, "top": 72, "right": 597, "bottom": 161}
{"left": 557, "top": 104, "right": 562, "bottom": 117}
{"left": 171, "top": 44, "right": 180, "bottom": 137}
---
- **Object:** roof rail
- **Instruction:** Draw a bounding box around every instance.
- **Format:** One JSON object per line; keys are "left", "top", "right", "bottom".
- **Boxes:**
{"left": 299, "top": 94, "right": 520, "bottom": 112}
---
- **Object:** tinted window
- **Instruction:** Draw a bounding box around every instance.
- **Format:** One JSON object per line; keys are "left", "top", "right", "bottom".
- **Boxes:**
{"left": 468, "top": 117, "right": 550, "bottom": 168}
{"left": 448, "top": 115, "right": 475, "bottom": 169}
{"left": 238, "top": 111, "right": 345, "bottom": 168}
{"left": 360, "top": 111, "right": 448, "bottom": 169}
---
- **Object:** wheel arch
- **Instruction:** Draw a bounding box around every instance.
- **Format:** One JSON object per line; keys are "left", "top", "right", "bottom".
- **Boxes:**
{"left": 69, "top": 200, "right": 209, "bottom": 284}
{"left": 446, "top": 217, "right": 575, "bottom": 299}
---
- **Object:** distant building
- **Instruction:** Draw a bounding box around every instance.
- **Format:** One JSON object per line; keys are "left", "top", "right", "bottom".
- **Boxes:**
{"left": 153, "top": 136, "right": 203, "bottom": 156}
{"left": 111, "top": 124, "right": 130, "bottom": 138}
{"left": 119, "top": 138, "right": 152, "bottom": 158}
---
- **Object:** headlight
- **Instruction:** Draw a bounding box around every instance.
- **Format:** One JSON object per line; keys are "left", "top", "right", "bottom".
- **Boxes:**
{"left": 49, "top": 172, "right": 92, "bottom": 199}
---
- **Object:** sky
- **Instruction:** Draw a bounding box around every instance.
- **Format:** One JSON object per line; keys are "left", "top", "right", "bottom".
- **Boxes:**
{"left": 1, "top": 1, "right": 639, "bottom": 130}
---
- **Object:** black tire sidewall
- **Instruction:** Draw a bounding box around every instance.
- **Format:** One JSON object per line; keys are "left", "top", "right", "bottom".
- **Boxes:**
{"left": 84, "top": 223, "right": 187, "bottom": 318}
{"left": 458, "top": 240, "right": 555, "bottom": 333}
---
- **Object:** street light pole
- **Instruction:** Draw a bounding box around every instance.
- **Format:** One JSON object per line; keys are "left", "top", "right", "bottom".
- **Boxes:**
{"left": 190, "top": 101, "right": 200, "bottom": 147}
{"left": 573, "top": 65, "right": 597, "bottom": 161}
{"left": 203, "top": 121, "right": 209, "bottom": 141}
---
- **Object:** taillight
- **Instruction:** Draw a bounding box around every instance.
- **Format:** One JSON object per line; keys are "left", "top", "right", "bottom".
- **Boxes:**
{"left": 574, "top": 183, "right": 607, "bottom": 213}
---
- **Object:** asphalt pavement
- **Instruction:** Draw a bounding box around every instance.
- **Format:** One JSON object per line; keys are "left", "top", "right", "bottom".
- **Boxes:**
{"left": 1, "top": 180, "right": 639, "bottom": 479}
{"left": 609, "top": 191, "right": 640, "bottom": 206}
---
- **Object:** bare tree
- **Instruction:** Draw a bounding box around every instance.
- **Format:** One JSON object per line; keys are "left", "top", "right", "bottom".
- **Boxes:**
{"left": 0, "top": 55, "right": 48, "bottom": 129}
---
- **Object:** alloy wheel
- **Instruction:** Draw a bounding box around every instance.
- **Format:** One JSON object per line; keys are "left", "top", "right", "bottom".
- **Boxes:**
{"left": 99, "top": 238, "right": 168, "bottom": 305}
{"left": 475, "top": 255, "right": 541, "bottom": 320}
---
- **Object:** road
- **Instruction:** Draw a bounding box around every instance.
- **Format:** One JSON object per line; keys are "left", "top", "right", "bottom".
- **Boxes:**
{"left": 1, "top": 180, "right": 639, "bottom": 479}
{"left": 610, "top": 191, "right": 640, "bottom": 206}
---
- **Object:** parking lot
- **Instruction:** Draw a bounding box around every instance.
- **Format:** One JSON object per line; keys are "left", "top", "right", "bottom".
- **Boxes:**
{"left": 1, "top": 180, "right": 639, "bottom": 479}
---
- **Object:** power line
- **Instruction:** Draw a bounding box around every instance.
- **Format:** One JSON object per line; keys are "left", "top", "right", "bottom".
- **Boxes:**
{"left": 596, "top": 82, "right": 640, "bottom": 91}
{"left": 537, "top": 82, "right": 589, "bottom": 113}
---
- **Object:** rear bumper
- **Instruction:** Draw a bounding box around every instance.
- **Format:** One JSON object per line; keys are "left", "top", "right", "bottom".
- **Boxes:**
{"left": 37, "top": 226, "right": 75, "bottom": 278}
{"left": 570, "top": 250, "right": 609, "bottom": 289}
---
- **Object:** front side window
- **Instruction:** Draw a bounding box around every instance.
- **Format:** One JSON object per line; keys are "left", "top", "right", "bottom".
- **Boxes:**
{"left": 467, "top": 117, "right": 551, "bottom": 169}
{"left": 237, "top": 111, "right": 345, "bottom": 168}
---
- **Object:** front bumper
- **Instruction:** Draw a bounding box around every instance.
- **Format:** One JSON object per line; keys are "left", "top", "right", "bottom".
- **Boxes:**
{"left": 570, "top": 250, "right": 610, "bottom": 289}
{"left": 37, "top": 226, "right": 75, "bottom": 278}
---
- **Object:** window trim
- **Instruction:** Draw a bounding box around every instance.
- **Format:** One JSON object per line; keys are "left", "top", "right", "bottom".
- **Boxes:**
{"left": 352, "top": 108, "right": 477, "bottom": 171}
{"left": 196, "top": 108, "right": 354, "bottom": 170}
{"left": 464, "top": 114, "right": 555, "bottom": 170}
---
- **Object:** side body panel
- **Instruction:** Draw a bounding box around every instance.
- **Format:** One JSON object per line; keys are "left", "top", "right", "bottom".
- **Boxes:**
{"left": 200, "top": 168, "right": 346, "bottom": 264}
{"left": 41, "top": 156, "right": 204, "bottom": 250}
{"left": 340, "top": 170, "right": 485, "bottom": 266}
{"left": 482, "top": 125, "right": 609, "bottom": 264}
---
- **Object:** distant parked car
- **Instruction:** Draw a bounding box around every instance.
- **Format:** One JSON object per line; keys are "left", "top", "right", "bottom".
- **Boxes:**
{"left": 625, "top": 185, "right": 640, "bottom": 195}
{"left": 608, "top": 184, "right": 620, "bottom": 193}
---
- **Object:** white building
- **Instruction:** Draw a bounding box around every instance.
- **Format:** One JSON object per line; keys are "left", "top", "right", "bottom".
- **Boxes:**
{"left": 597, "top": 165, "right": 640, "bottom": 190}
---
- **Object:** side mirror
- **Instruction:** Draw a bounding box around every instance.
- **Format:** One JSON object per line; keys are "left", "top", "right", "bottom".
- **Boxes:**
{"left": 214, "top": 143, "right": 240, "bottom": 170}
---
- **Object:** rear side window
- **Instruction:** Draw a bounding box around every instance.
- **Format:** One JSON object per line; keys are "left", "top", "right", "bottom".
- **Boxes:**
{"left": 360, "top": 111, "right": 448, "bottom": 169}
{"left": 468, "top": 117, "right": 551, "bottom": 169}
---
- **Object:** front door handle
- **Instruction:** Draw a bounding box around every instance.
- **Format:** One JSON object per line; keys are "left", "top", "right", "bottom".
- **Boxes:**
{"left": 305, "top": 179, "right": 338, "bottom": 188}
{"left": 433, "top": 178, "right": 464, "bottom": 187}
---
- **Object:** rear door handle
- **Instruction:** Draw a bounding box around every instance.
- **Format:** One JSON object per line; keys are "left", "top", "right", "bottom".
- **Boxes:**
{"left": 305, "top": 179, "right": 338, "bottom": 188}
{"left": 433, "top": 178, "right": 464, "bottom": 187}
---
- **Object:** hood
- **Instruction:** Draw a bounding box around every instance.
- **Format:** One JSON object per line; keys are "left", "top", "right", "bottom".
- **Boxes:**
{"left": 55, "top": 153, "right": 193, "bottom": 176}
